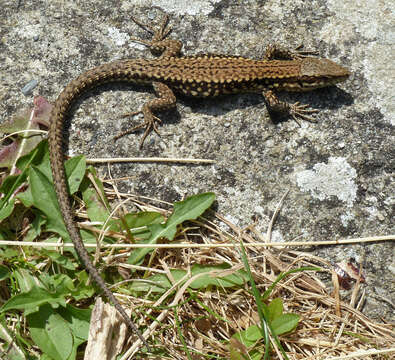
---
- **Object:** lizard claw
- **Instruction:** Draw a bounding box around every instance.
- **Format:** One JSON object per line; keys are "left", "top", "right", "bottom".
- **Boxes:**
{"left": 114, "top": 110, "right": 162, "bottom": 148}
{"left": 289, "top": 102, "right": 319, "bottom": 125}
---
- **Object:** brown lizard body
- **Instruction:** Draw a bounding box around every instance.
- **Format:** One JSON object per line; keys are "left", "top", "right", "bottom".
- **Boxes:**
{"left": 48, "top": 14, "right": 349, "bottom": 350}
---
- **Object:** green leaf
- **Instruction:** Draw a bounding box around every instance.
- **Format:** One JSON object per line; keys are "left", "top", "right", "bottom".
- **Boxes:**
{"left": 38, "top": 273, "right": 75, "bottom": 295}
{"left": 0, "top": 198, "right": 15, "bottom": 221}
{"left": 267, "top": 298, "right": 283, "bottom": 323}
{"left": 16, "top": 187, "right": 34, "bottom": 207}
{"left": 0, "top": 175, "right": 22, "bottom": 195}
{"left": 0, "top": 286, "right": 67, "bottom": 316}
{"left": 85, "top": 166, "right": 111, "bottom": 209}
{"left": 22, "top": 211, "right": 46, "bottom": 242}
{"left": 71, "top": 270, "right": 95, "bottom": 300}
{"left": 164, "top": 192, "right": 215, "bottom": 239}
{"left": 29, "top": 165, "right": 69, "bottom": 241}
{"left": 233, "top": 325, "right": 263, "bottom": 348}
{"left": 124, "top": 211, "right": 164, "bottom": 229}
{"left": 64, "top": 155, "right": 85, "bottom": 195}
{"left": 0, "top": 265, "right": 10, "bottom": 281}
{"left": 81, "top": 180, "right": 110, "bottom": 223}
{"left": 128, "top": 192, "right": 215, "bottom": 265}
{"left": 43, "top": 250, "right": 77, "bottom": 270}
{"left": 271, "top": 313, "right": 299, "bottom": 335}
{"left": 28, "top": 304, "right": 73, "bottom": 360}
{"left": 131, "top": 263, "right": 248, "bottom": 293}
{"left": 0, "top": 144, "right": 42, "bottom": 214}
{"left": 13, "top": 268, "right": 39, "bottom": 293}
{"left": 58, "top": 304, "right": 91, "bottom": 340}
{"left": 16, "top": 140, "right": 48, "bottom": 174}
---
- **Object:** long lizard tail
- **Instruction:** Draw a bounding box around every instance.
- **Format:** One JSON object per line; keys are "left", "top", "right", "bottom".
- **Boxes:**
{"left": 48, "top": 64, "right": 150, "bottom": 350}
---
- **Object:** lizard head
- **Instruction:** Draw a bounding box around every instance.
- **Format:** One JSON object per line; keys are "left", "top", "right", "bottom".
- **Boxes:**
{"left": 298, "top": 58, "right": 350, "bottom": 90}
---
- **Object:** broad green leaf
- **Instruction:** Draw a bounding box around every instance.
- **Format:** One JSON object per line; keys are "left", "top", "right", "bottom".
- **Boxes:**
{"left": 29, "top": 165, "right": 69, "bottom": 241}
{"left": 80, "top": 174, "right": 120, "bottom": 233}
{"left": 28, "top": 304, "right": 73, "bottom": 360}
{"left": 0, "top": 141, "right": 44, "bottom": 215}
{"left": 0, "top": 265, "right": 10, "bottom": 281}
{"left": 38, "top": 273, "right": 75, "bottom": 294}
{"left": 58, "top": 304, "right": 91, "bottom": 340}
{"left": 16, "top": 187, "right": 34, "bottom": 207}
{"left": 71, "top": 270, "right": 96, "bottom": 300}
{"left": 128, "top": 192, "right": 215, "bottom": 264}
{"left": 162, "top": 192, "right": 216, "bottom": 240}
{"left": 0, "top": 286, "right": 67, "bottom": 315}
{"left": 17, "top": 140, "right": 49, "bottom": 177}
{"left": 28, "top": 151, "right": 85, "bottom": 244}
{"left": 0, "top": 198, "right": 15, "bottom": 221}
{"left": 81, "top": 180, "right": 111, "bottom": 224}
{"left": 64, "top": 155, "right": 85, "bottom": 195}
{"left": 22, "top": 211, "right": 46, "bottom": 242}
{"left": 124, "top": 211, "right": 164, "bottom": 229}
{"left": 267, "top": 298, "right": 283, "bottom": 322}
{"left": 271, "top": 313, "right": 299, "bottom": 335}
{"left": 0, "top": 175, "right": 21, "bottom": 195}
{"left": 233, "top": 325, "right": 263, "bottom": 347}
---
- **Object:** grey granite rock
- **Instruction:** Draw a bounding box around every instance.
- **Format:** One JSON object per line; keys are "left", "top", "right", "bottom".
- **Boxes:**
{"left": 1, "top": 0, "right": 393, "bottom": 321}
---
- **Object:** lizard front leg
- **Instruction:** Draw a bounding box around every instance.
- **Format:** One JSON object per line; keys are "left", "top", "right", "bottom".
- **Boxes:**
{"left": 263, "top": 44, "right": 320, "bottom": 124}
{"left": 263, "top": 89, "right": 318, "bottom": 126}
{"left": 130, "top": 13, "right": 182, "bottom": 57}
{"left": 264, "top": 44, "right": 318, "bottom": 60}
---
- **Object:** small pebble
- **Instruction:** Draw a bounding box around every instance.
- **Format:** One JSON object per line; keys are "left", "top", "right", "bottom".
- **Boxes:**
{"left": 21, "top": 80, "right": 38, "bottom": 95}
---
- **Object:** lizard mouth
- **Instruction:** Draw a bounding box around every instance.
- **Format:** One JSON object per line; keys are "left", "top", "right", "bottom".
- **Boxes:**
{"left": 299, "top": 75, "right": 350, "bottom": 89}
{"left": 280, "top": 75, "right": 349, "bottom": 92}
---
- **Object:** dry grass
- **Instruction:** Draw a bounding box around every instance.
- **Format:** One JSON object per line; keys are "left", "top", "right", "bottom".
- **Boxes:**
{"left": 106, "top": 193, "right": 394, "bottom": 360}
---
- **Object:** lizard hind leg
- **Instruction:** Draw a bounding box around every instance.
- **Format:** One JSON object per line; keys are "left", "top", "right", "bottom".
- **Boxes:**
{"left": 114, "top": 82, "right": 177, "bottom": 148}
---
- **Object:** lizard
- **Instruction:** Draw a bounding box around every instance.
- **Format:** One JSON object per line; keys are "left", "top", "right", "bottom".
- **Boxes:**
{"left": 47, "top": 13, "right": 350, "bottom": 351}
